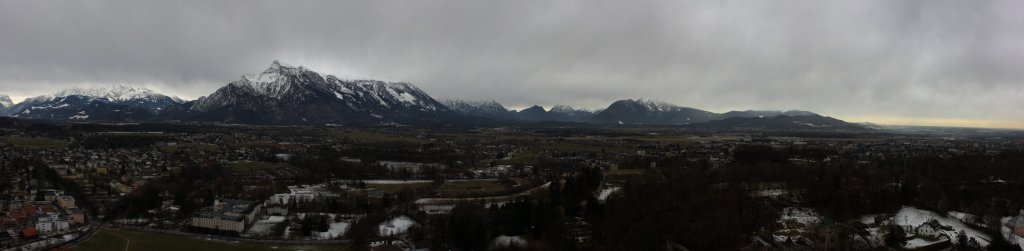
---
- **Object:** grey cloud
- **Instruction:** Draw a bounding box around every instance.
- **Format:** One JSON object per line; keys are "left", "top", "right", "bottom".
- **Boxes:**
{"left": 0, "top": 0, "right": 1021, "bottom": 127}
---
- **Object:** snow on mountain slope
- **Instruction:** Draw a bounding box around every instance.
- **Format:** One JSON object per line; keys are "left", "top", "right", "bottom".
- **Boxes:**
{"left": 186, "top": 60, "right": 449, "bottom": 124}
{"left": 4, "top": 85, "right": 182, "bottom": 120}
{"left": 0, "top": 94, "right": 12, "bottom": 109}
{"left": 443, "top": 99, "right": 514, "bottom": 119}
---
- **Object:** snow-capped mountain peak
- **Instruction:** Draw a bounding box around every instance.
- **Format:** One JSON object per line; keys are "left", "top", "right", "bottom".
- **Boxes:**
{"left": 3, "top": 85, "right": 182, "bottom": 120}
{"left": 187, "top": 61, "right": 449, "bottom": 124}
{"left": 29, "top": 85, "right": 173, "bottom": 103}
{"left": 549, "top": 104, "right": 591, "bottom": 114}
{"left": 0, "top": 94, "right": 13, "bottom": 108}
{"left": 634, "top": 98, "right": 681, "bottom": 112}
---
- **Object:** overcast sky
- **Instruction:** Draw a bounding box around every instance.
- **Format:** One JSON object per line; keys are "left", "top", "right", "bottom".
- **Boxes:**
{"left": 1, "top": 0, "right": 1022, "bottom": 128}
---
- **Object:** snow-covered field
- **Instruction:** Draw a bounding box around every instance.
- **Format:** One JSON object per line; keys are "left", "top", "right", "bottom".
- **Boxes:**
{"left": 597, "top": 187, "right": 621, "bottom": 202}
{"left": 903, "top": 237, "right": 948, "bottom": 250}
{"left": 248, "top": 213, "right": 352, "bottom": 240}
{"left": 1000, "top": 217, "right": 1024, "bottom": 250}
{"left": 752, "top": 189, "right": 786, "bottom": 197}
{"left": 378, "top": 215, "right": 418, "bottom": 236}
{"left": 490, "top": 235, "right": 527, "bottom": 248}
{"left": 780, "top": 207, "right": 821, "bottom": 226}
{"left": 772, "top": 207, "right": 822, "bottom": 243}
{"left": 314, "top": 220, "right": 350, "bottom": 239}
{"left": 893, "top": 206, "right": 990, "bottom": 247}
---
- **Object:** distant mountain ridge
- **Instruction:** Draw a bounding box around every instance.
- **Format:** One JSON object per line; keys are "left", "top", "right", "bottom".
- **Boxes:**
{"left": 1, "top": 85, "right": 182, "bottom": 120}
{"left": 591, "top": 99, "right": 719, "bottom": 124}
{"left": 687, "top": 114, "right": 868, "bottom": 131}
{"left": 442, "top": 99, "right": 515, "bottom": 119}
{"left": 0, "top": 61, "right": 865, "bottom": 131}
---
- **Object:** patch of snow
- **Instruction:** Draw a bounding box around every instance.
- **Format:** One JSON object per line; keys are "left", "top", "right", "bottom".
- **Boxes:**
{"left": 780, "top": 207, "right": 821, "bottom": 226}
{"left": 903, "top": 237, "right": 949, "bottom": 249}
{"left": 752, "top": 189, "right": 786, "bottom": 197}
{"left": 314, "top": 220, "right": 350, "bottom": 239}
{"left": 340, "top": 180, "right": 434, "bottom": 185}
{"left": 397, "top": 92, "right": 418, "bottom": 104}
{"left": 597, "top": 187, "right": 621, "bottom": 202}
{"left": 490, "top": 235, "right": 527, "bottom": 248}
{"left": 378, "top": 215, "right": 417, "bottom": 236}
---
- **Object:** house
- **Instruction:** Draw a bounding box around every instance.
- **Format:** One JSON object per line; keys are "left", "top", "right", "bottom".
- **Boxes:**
{"left": 68, "top": 208, "right": 87, "bottom": 225}
{"left": 21, "top": 228, "right": 37, "bottom": 238}
{"left": 56, "top": 196, "right": 75, "bottom": 210}
{"left": 915, "top": 219, "right": 944, "bottom": 240}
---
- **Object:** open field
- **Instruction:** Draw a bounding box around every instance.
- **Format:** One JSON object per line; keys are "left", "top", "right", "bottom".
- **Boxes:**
{"left": 436, "top": 179, "right": 519, "bottom": 197}
{"left": 73, "top": 229, "right": 349, "bottom": 251}
{"left": 1, "top": 136, "right": 68, "bottom": 148}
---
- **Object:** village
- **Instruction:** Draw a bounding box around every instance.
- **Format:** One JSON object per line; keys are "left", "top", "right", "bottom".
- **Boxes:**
{"left": 0, "top": 122, "right": 1022, "bottom": 250}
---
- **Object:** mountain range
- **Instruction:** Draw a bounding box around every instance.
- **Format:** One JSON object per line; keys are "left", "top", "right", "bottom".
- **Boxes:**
{"left": 167, "top": 60, "right": 451, "bottom": 124}
{"left": 0, "top": 61, "right": 867, "bottom": 130}
{"left": 442, "top": 100, "right": 595, "bottom": 122}
{"left": 0, "top": 86, "right": 182, "bottom": 121}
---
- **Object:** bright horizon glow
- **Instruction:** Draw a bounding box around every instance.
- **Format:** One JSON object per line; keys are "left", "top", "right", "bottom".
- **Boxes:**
{"left": 840, "top": 115, "right": 1024, "bottom": 130}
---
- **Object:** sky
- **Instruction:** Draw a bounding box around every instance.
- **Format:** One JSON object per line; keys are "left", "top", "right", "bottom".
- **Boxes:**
{"left": 0, "top": 0, "right": 1022, "bottom": 129}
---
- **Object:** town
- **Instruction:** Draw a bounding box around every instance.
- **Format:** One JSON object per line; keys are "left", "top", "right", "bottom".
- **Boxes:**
{"left": 0, "top": 119, "right": 1022, "bottom": 250}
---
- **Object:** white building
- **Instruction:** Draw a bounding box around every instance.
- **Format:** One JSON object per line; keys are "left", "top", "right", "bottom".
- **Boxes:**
{"left": 189, "top": 199, "right": 262, "bottom": 234}
{"left": 34, "top": 213, "right": 69, "bottom": 235}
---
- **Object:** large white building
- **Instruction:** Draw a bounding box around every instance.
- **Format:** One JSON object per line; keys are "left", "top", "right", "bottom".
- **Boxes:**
{"left": 188, "top": 199, "right": 261, "bottom": 234}
{"left": 34, "top": 213, "right": 69, "bottom": 235}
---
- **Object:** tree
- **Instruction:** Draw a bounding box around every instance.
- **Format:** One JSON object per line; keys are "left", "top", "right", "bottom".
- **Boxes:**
{"left": 956, "top": 230, "right": 968, "bottom": 250}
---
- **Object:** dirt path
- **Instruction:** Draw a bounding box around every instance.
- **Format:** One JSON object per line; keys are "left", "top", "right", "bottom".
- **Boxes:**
{"left": 106, "top": 230, "right": 131, "bottom": 251}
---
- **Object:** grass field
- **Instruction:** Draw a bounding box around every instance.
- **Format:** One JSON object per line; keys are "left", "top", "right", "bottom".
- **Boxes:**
{"left": 74, "top": 229, "right": 349, "bottom": 251}
{"left": 437, "top": 179, "right": 512, "bottom": 197}
{"left": 1, "top": 136, "right": 68, "bottom": 148}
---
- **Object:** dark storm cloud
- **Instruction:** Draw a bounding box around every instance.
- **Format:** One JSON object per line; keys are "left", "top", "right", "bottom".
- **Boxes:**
{"left": 0, "top": 0, "right": 1022, "bottom": 128}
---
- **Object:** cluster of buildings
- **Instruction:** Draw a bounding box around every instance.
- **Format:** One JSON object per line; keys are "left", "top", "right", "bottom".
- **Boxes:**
{"left": 0, "top": 185, "right": 87, "bottom": 248}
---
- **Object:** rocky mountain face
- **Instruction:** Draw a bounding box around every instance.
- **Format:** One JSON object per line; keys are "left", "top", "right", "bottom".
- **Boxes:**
{"left": 181, "top": 61, "right": 451, "bottom": 124}
{"left": 0, "top": 94, "right": 13, "bottom": 109}
{"left": 2, "top": 86, "right": 181, "bottom": 120}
